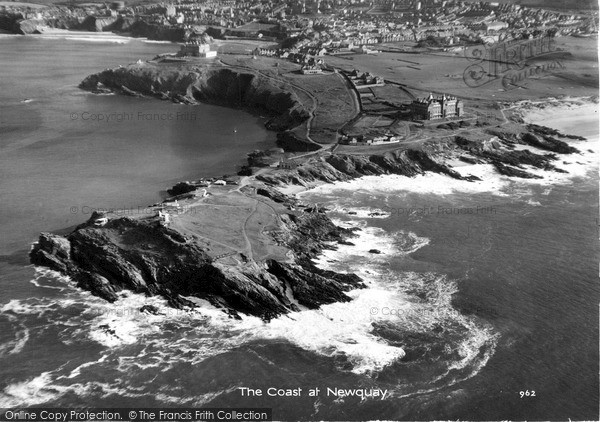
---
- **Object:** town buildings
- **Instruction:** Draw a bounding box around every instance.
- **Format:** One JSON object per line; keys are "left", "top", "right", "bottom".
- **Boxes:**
{"left": 2, "top": 0, "right": 596, "bottom": 47}
{"left": 345, "top": 69, "right": 385, "bottom": 88}
{"left": 342, "top": 134, "right": 400, "bottom": 145}
{"left": 301, "top": 64, "right": 323, "bottom": 74}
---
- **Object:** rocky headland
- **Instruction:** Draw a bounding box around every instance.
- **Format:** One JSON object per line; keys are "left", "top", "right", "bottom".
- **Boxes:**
{"left": 31, "top": 206, "right": 365, "bottom": 321}
{"left": 30, "top": 61, "right": 589, "bottom": 321}
{"left": 80, "top": 62, "right": 317, "bottom": 150}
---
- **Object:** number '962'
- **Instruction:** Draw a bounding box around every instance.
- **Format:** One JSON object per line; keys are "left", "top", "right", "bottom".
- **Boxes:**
{"left": 519, "top": 390, "right": 536, "bottom": 398}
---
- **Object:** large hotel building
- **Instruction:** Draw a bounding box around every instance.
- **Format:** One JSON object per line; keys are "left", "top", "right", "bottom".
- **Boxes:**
{"left": 410, "top": 93, "right": 463, "bottom": 120}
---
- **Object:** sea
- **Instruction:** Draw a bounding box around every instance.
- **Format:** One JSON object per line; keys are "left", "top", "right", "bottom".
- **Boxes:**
{"left": 0, "top": 35, "right": 598, "bottom": 421}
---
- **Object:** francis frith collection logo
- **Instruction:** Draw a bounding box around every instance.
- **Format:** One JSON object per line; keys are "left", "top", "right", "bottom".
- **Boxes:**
{"left": 463, "top": 35, "right": 565, "bottom": 90}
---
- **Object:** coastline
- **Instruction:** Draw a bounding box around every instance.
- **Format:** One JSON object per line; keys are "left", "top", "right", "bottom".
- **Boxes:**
{"left": 288, "top": 98, "right": 598, "bottom": 383}
{"left": 17, "top": 28, "right": 178, "bottom": 44}
{"left": 27, "top": 48, "right": 600, "bottom": 324}
{"left": 28, "top": 91, "right": 598, "bottom": 322}
{"left": 289, "top": 98, "right": 598, "bottom": 198}
{"left": 6, "top": 98, "right": 597, "bottom": 410}
{"left": 0, "top": 0, "right": 598, "bottom": 413}
{"left": 519, "top": 97, "right": 599, "bottom": 138}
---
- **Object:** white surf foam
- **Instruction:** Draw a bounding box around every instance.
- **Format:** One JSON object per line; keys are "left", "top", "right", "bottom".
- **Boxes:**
{"left": 251, "top": 227, "right": 430, "bottom": 374}
{"left": 0, "top": 317, "right": 29, "bottom": 357}
{"left": 313, "top": 224, "right": 428, "bottom": 270}
{"left": 34, "top": 32, "right": 131, "bottom": 44}
{"left": 261, "top": 284, "right": 407, "bottom": 374}
{"left": 19, "top": 223, "right": 485, "bottom": 382}
{"left": 0, "top": 372, "right": 56, "bottom": 407}
{"left": 29, "top": 267, "right": 70, "bottom": 291}
{"left": 0, "top": 370, "right": 141, "bottom": 407}
{"left": 516, "top": 98, "right": 599, "bottom": 184}
{"left": 133, "top": 226, "right": 430, "bottom": 375}
{"left": 142, "top": 39, "right": 175, "bottom": 44}
{"left": 330, "top": 205, "right": 391, "bottom": 219}
{"left": 303, "top": 164, "right": 510, "bottom": 199}
{"left": 10, "top": 217, "right": 487, "bottom": 402}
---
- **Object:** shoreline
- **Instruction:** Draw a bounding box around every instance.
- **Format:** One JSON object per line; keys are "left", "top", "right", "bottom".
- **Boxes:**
{"left": 29, "top": 66, "right": 599, "bottom": 321}
{"left": 9, "top": 97, "right": 598, "bottom": 404}
{"left": 285, "top": 97, "right": 599, "bottom": 199}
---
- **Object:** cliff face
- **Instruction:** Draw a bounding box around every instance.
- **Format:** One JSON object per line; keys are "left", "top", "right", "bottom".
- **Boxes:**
{"left": 0, "top": 13, "right": 185, "bottom": 40}
{"left": 128, "top": 20, "right": 186, "bottom": 42}
{"left": 0, "top": 14, "right": 52, "bottom": 34}
{"left": 190, "top": 69, "right": 310, "bottom": 131}
{"left": 80, "top": 16, "right": 120, "bottom": 32}
{"left": 80, "top": 64, "right": 311, "bottom": 132}
{"left": 30, "top": 210, "right": 364, "bottom": 321}
{"left": 255, "top": 149, "right": 481, "bottom": 188}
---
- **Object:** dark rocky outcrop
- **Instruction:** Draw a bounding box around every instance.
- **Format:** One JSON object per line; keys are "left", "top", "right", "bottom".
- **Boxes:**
{"left": 527, "top": 123, "right": 586, "bottom": 141}
{"left": 80, "top": 64, "right": 311, "bottom": 135}
{"left": 128, "top": 20, "right": 186, "bottom": 42}
{"left": 0, "top": 11, "right": 185, "bottom": 41}
{"left": 16, "top": 18, "right": 44, "bottom": 34}
{"left": 0, "top": 13, "right": 22, "bottom": 33}
{"left": 190, "top": 69, "right": 310, "bottom": 131}
{"left": 0, "top": 13, "right": 51, "bottom": 34}
{"left": 167, "top": 181, "right": 198, "bottom": 196}
{"left": 521, "top": 132, "right": 580, "bottom": 154}
{"left": 492, "top": 162, "right": 543, "bottom": 179}
{"left": 256, "top": 186, "right": 294, "bottom": 205}
{"left": 266, "top": 260, "right": 360, "bottom": 309}
{"left": 80, "top": 16, "right": 120, "bottom": 32}
{"left": 256, "top": 149, "right": 482, "bottom": 189}
{"left": 276, "top": 131, "right": 321, "bottom": 152}
{"left": 454, "top": 132, "right": 576, "bottom": 178}
{"left": 30, "top": 207, "right": 364, "bottom": 321}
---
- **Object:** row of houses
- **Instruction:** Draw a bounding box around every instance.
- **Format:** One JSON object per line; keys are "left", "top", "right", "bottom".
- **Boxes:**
{"left": 345, "top": 69, "right": 385, "bottom": 88}
{"left": 252, "top": 47, "right": 327, "bottom": 70}
{"left": 252, "top": 46, "right": 327, "bottom": 57}
{"left": 301, "top": 64, "right": 323, "bottom": 74}
{"left": 341, "top": 134, "right": 400, "bottom": 146}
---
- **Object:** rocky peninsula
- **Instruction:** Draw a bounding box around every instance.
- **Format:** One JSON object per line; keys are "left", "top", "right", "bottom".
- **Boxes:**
{"left": 31, "top": 58, "right": 590, "bottom": 321}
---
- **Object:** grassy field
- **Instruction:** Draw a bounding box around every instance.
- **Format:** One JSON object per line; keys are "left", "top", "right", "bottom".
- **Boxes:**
{"left": 219, "top": 54, "right": 360, "bottom": 144}
{"left": 284, "top": 71, "right": 358, "bottom": 143}
{"left": 215, "top": 35, "right": 596, "bottom": 155}
{"left": 163, "top": 184, "right": 291, "bottom": 265}
{"left": 325, "top": 36, "right": 599, "bottom": 113}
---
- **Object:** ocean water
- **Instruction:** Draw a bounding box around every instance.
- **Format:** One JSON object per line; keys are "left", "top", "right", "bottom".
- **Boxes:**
{"left": 0, "top": 35, "right": 275, "bottom": 255}
{"left": 0, "top": 36, "right": 598, "bottom": 421}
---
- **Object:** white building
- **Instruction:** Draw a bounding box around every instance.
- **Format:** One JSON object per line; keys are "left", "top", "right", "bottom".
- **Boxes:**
{"left": 178, "top": 42, "right": 217, "bottom": 58}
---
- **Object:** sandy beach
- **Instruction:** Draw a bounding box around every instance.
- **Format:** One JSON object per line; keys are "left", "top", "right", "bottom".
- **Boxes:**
{"left": 520, "top": 97, "right": 599, "bottom": 139}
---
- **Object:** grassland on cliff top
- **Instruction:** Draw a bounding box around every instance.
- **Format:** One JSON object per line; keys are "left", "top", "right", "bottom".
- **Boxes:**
{"left": 326, "top": 36, "right": 598, "bottom": 109}
{"left": 216, "top": 36, "right": 596, "bottom": 146}
{"left": 218, "top": 55, "right": 359, "bottom": 144}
